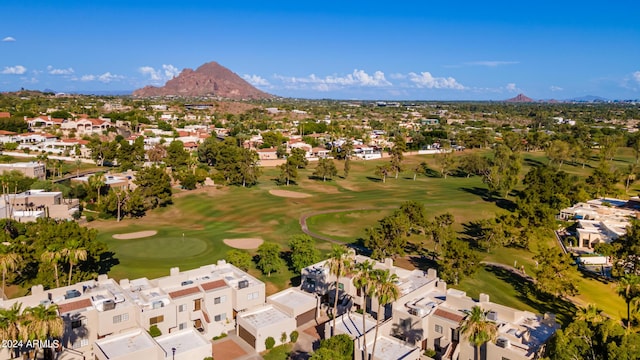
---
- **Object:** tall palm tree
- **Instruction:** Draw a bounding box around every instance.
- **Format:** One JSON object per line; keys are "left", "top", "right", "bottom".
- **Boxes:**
{"left": 88, "top": 173, "right": 105, "bottom": 205}
{"left": 325, "top": 245, "right": 352, "bottom": 336}
{"left": 23, "top": 304, "right": 63, "bottom": 360}
{"left": 369, "top": 269, "right": 399, "bottom": 360}
{"left": 63, "top": 241, "right": 88, "bottom": 286}
{"left": 616, "top": 274, "right": 640, "bottom": 331}
{"left": 460, "top": 306, "right": 498, "bottom": 360}
{"left": 353, "top": 260, "right": 374, "bottom": 359}
{"left": 0, "top": 252, "right": 22, "bottom": 298}
{"left": 0, "top": 302, "right": 22, "bottom": 342}
{"left": 41, "top": 247, "right": 64, "bottom": 288}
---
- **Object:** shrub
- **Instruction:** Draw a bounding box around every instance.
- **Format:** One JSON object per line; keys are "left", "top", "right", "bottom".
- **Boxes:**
{"left": 212, "top": 333, "right": 228, "bottom": 341}
{"left": 280, "top": 332, "right": 287, "bottom": 343}
{"left": 265, "top": 336, "right": 275, "bottom": 350}
{"left": 424, "top": 348, "right": 437, "bottom": 358}
{"left": 85, "top": 214, "right": 95, "bottom": 222}
{"left": 290, "top": 330, "right": 299, "bottom": 343}
{"left": 148, "top": 325, "right": 161, "bottom": 337}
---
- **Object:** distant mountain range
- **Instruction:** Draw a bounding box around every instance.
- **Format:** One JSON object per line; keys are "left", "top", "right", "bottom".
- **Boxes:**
{"left": 133, "top": 61, "right": 273, "bottom": 100}
{"left": 504, "top": 93, "right": 534, "bottom": 102}
{"left": 503, "top": 93, "right": 622, "bottom": 103}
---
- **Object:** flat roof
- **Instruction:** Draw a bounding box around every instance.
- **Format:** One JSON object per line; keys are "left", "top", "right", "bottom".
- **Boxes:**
{"left": 94, "top": 329, "right": 157, "bottom": 358}
{"left": 240, "top": 306, "right": 291, "bottom": 330}
{"left": 156, "top": 329, "right": 210, "bottom": 356}
{"left": 367, "top": 336, "right": 418, "bottom": 360}
{"left": 269, "top": 288, "right": 316, "bottom": 312}
{"left": 335, "top": 313, "right": 376, "bottom": 338}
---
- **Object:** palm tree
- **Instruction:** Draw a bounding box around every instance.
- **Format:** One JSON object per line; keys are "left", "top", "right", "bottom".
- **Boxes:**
{"left": 0, "top": 252, "right": 22, "bottom": 298}
{"left": 88, "top": 173, "right": 105, "bottom": 205}
{"left": 41, "top": 247, "right": 64, "bottom": 288}
{"left": 616, "top": 274, "right": 640, "bottom": 331}
{"left": 63, "top": 241, "right": 88, "bottom": 286}
{"left": 0, "top": 303, "right": 22, "bottom": 359}
{"left": 460, "top": 306, "right": 498, "bottom": 360}
{"left": 369, "top": 269, "right": 399, "bottom": 360}
{"left": 23, "top": 304, "right": 63, "bottom": 360}
{"left": 325, "top": 245, "right": 352, "bottom": 336}
{"left": 575, "top": 304, "right": 605, "bottom": 324}
{"left": 353, "top": 260, "right": 374, "bottom": 359}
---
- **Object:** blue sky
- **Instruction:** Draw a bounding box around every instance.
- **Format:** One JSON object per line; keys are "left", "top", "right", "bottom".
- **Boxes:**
{"left": 1, "top": 0, "right": 639, "bottom": 100}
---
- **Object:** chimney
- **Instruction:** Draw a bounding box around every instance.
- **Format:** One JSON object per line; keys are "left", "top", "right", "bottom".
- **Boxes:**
{"left": 384, "top": 258, "right": 393, "bottom": 269}
{"left": 31, "top": 284, "right": 45, "bottom": 296}
{"left": 170, "top": 267, "right": 180, "bottom": 276}
{"left": 119, "top": 279, "right": 130, "bottom": 288}
{"left": 427, "top": 268, "right": 437, "bottom": 280}
{"left": 479, "top": 293, "right": 490, "bottom": 303}
{"left": 97, "top": 274, "right": 108, "bottom": 282}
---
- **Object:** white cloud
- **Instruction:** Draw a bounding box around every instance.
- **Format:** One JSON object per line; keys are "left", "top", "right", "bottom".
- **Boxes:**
{"left": 243, "top": 74, "right": 270, "bottom": 86}
{"left": 139, "top": 64, "right": 180, "bottom": 84}
{"left": 274, "top": 69, "right": 392, "bottom": 91}
{"left": 1, "top": 65, "right": 27, "bottom": 74}
{"left": 550, "top": 85, "right": 563, "bottom": 92}
{"left": 408, "top": 72, "right": 465, "bottom": 90}
{"left": 47, "top": 65, "right": 74, "bottom": 75}
{"left": 633, "top": 71, "right": 640, "bottom": 83}
{"left": 77, "top": 72, "right": 123, "bottom": 83}
{"left": 506, "top": 83, "right": 518, "bottom": 92}
{"left": 1, "top": 36, "right": 16, "bottom": 42}
{"left": 466, "top": 61, "right": 519, "bottom": 67}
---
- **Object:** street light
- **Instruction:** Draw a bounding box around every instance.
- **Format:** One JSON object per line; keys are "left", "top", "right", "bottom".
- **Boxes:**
{"left": 172, "top": 347, "right": 176, "bottom": 360}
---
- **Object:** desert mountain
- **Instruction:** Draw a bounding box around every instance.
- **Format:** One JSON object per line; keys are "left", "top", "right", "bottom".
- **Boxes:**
{"left": 505, "top": 93, "right": 534, "bottom": 103}
{"left": 133, "top": 61, "right": 273, "bottom": 99}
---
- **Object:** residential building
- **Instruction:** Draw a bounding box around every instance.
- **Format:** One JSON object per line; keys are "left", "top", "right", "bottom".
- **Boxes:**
{"left": 0, "top": 189, "right": 79, "bottom": 221}
{"left": 0, "top": 161, "right": 46, "bottom": 180}
{"left": 0, "top": 260, "right": 262, "bottom": 360}
{"left": 558, "top": 198, "right": 638, "bottom": 250}
{"left": 301, "top": 254, "right": 559, "bottom": 360}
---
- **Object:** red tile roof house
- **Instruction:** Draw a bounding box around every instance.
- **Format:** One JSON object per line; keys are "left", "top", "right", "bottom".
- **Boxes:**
{"left": 0, "top": 112, "right": 11, "bottom": 118}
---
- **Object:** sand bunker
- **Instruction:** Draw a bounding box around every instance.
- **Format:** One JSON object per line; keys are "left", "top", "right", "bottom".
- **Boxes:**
{"left": 113, "top": 230, "right": 158, "bottom": 240}
{"left": 269, "top": 189, "right": 312, "bottom": 198}
{"left": 223, "top": 238, "right": 264, "bottom": 249}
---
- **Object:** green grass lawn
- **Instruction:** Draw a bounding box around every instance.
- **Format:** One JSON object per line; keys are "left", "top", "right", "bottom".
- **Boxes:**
{"left": 89, "top": 149, "right": 631, "bottom": 320}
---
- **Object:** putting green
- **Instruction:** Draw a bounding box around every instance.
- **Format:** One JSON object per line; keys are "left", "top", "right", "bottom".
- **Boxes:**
{"left": 116, "top": 237, "right": 208, "bottom": 259}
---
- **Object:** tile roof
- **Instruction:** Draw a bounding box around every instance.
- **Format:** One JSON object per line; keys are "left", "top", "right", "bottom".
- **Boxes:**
{"left": 168, "top": 286, "right": 201, "bottom": 299}
{"left": 58, "top": 299, "right": 92, "bottom": 314}
{"left": 434, "top": 308, "right": 464, "bottom": 323}
{"left": 200, "top": 279, "right": 227, "bottom": 292}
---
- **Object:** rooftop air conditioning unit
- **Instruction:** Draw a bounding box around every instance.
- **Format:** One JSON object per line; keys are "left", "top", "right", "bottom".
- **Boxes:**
{"left": 487, "top": 311, "right": 498, "bottom": 321}
{"left": 102, "top": 299, "right": 116, "bottom": 311}
{"left": 496, "top": 338, "right": 510, "bottom": 348}
{"left": 238, "top": 280, "right": 249, "bottom": 289}
{"left": 181, "top": 280, "right": 193, "bottom": 286}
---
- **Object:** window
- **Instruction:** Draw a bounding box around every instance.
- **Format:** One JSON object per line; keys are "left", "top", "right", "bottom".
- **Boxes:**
{"left": 214, "top": 295, "right": 227, "bottom": 304}
{"left": 71, "top": 319, "right": 83, "bottom": 329}
{"left": 434, "top": 324, "right": 443, "bottom": 334}
{"left": 150, "top": 315, "right": 164, "bottom": 325}
{"left": 179, "top": 322, "right": 187, "bottom": 330}
{"left": 247, "top": 292, "right": 259, "bottom": 300}
{"left": 178, "top": 304, "right": 187, "bottom": 312}
{"left": 194, "top": 299, "right": 202, "bottom": 311}
{"left": 113, "top": 313, "right": 129, "bottom": 324}
{"left": 214, "top": 313, "right": 227, "bottom": 322}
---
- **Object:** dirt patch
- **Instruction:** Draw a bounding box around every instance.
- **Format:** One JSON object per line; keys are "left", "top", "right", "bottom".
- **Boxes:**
{"left": 223, "top": 238, "right": 264, "bottom": 249}
{"left": 268, "top": 189, "right": 312, "bottom": 198}
{"left": 212, "top": 338, "right": 248, "bottom": 360}
{"left": 112, "top": 230, "right": 158, "bottom": 240}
